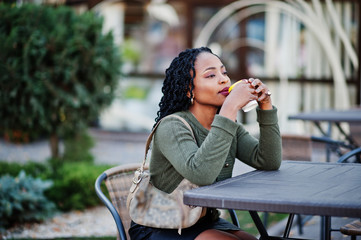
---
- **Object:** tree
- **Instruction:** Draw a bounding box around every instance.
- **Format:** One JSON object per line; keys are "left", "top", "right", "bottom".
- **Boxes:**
{"left": 0, "top": 3, "right": 121, "bottom": 158}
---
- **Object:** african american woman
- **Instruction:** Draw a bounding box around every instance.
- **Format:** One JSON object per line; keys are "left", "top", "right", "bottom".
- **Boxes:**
{"left": 129, "top": 47, "right": 282, "bottom": 240}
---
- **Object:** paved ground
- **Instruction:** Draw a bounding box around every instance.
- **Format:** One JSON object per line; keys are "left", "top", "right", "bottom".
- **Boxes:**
{"left": 3, "top": 206, "right": 118, "bottom": 239}
{"left": 0, "top": 128, "right": 357, "bottom": 239}
{"left": 0, "top": 128, "right": 148, "bottom": 165}
{"left": 267, "top": 215, "right": 355, "bottom": 239}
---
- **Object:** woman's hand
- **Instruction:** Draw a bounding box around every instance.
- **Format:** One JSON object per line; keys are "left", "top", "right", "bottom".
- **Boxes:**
{"left": 225, "top": 79, "right": 257, "bottom": 109}
{"left": 219, "top": 79, "right": 257, "bottom": 121}
{"left": 247, "top": 78, "right": 273, "bottom": 110}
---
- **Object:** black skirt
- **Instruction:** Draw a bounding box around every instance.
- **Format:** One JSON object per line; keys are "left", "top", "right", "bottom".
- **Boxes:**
{"left": 128, "top": 209, "right": 241, "bottom": 240}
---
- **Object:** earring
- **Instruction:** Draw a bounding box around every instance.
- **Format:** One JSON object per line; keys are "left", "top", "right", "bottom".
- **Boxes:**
{"left": 191, "top": 97, "right": 194, "bottom": 105}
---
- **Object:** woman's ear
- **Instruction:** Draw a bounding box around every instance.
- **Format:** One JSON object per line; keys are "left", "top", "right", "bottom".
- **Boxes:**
{"left": 186, "top": 91, "right": 191, "bottom": 98}
{"left": 186, "top": 89, "right": 195, "bottom": 105}
{"left": 186, "top": 85, "right": 193, "bottom": 98}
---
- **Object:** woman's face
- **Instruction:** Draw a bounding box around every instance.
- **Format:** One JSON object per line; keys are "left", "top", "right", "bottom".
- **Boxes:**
{"left": 191, "top": 52, "right": 231, "bottom": 109}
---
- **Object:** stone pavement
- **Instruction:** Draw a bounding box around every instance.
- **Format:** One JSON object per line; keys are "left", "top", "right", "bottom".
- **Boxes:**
{"left": 0, "top": 128, "right": 358, "bottom": 239}
{"left": 3, "top": 206, "right": 117, "bottom": 239}
{"left": 0, "top": 128, "right": 148, "bottom": 165}
{"left": 267, "top": 215, "right": 356, "bottom": 240}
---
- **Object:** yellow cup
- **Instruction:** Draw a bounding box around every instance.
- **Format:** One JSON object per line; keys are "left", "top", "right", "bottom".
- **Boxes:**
{"left": 228, "top": 80, "right": 258, "bottom": 112}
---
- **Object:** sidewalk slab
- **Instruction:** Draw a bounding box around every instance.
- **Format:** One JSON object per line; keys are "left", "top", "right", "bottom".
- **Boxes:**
{"left": 267, "top": 215, "right": 357, "bottom": 239}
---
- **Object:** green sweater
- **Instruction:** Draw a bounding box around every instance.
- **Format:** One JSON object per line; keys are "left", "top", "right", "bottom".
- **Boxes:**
{"left": 149, "top": 107, "right": 282, "bottom": 194}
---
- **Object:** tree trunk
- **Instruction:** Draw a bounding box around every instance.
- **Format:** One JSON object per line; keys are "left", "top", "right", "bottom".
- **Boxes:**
{"left": 49, "top": 133, "right": 59, "bottom": 158}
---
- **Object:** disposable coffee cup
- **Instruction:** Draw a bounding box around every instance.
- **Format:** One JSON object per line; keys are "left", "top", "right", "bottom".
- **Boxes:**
{"left": 242, "top": 100, "right": 258, "bottom": 112}
{"left": 228, "top": 80, "right": 258, "bottom": 112}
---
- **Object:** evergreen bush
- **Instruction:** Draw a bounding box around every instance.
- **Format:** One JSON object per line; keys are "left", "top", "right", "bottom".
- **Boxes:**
{"left": 0, "top": 161, "right": 51, "bottom": 179}
{"left": 0, "top": 3, "right": 121, "bottom": 157}
{"left": 63, "top": 131, "right": 95, "bottom": 163}
{"left": 45, "top": 161, "right": 111, "bottom": 211}
{"left": 0, "top": 160, "right": 112, "bottom": 212}
{"left": 0, "top": 171, "right": 56, "bottom": 231}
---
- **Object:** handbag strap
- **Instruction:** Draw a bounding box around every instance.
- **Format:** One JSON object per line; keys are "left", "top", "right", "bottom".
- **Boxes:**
{"left": 140, "top": 114, "right": 195, "bottom": 172}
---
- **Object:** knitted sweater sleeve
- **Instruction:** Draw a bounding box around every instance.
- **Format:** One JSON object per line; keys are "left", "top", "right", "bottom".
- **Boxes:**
{"left": 235, "top": 107, "right": 282, "bottom": 170}
{"left": 152, "top": 115, "right": 239, "bottom": 186}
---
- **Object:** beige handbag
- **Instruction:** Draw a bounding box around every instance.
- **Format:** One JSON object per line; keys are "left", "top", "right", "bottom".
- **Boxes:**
{"left": 126, "top": 114, "right": 203, "bottom": 234}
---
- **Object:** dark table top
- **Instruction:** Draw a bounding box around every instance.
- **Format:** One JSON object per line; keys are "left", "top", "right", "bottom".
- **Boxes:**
{"left": 184, "top": 161, "right": 361, "bottom": 218}
{"left": 288, "top": 108, "right": 361, "bottom": 123}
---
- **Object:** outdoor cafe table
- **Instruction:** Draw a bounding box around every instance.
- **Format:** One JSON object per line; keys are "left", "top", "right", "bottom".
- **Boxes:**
{"left": 288, "top": 108, "right": 361, "bottom": 147}
{"left": 183, "top": 161, "right": 361, "bottom": 240}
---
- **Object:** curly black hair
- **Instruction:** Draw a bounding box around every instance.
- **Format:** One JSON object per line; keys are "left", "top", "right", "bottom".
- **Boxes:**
{"left": 154, "top": 47, "right": 213, "bottom": 125}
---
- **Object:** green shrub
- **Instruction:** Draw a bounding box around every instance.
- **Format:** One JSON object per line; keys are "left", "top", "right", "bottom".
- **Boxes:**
{"left": 0, "top": 171, "right": 56, "bottom": 231}
{"left": 45, "top": 162, "right": 112, "bottom": 211}
{"left": 0, "top": 161, "right": 51, "bottom": 179}
{"left": 0, "top": 3, "right": 121, "bottom": 157}
{"left": 63, "top": 131, "right": 95, "bottom": 163}
{"left": 0, "top": 159, "right": 112, "bottom": 212}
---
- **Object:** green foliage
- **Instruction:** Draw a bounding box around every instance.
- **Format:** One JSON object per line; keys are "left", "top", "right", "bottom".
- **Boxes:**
{"left": 0, "top": 129, "right": 113, "bottom": 228}
{"left": 0, "top": 3, "right": 121, "bottom": 140}
{"left": 232, "top": 211, "right": 288, "bottom": 236}
{"left": 45, "top": 161, "right": 111, "bottom": 211}
{"left": 0, "top": 160, "right": 112, "bottom": 213}
{"left": 123, "top": 85, "right": 149, "bottom": 99}
{"left": 122, "top": 38, "right": 141, "bottom": 64}
{"left": 0, "top": 171, "right": 56, "bottom": 231}
{"left": 0, "top": 161, "right": 51, "bottom": 179}
{"left": 63, "top": 131, "right": 95, "bottom": 163}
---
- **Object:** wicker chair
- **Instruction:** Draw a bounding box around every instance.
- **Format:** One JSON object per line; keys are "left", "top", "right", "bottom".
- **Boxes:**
{"left": 340, "top": 219, "right": 361, "bottom": 240}
{"left": 95, "top": 163, "right": 142, "bottom": 240}
{"left": 95, "top": 163, "right": 240, "bottom": 240}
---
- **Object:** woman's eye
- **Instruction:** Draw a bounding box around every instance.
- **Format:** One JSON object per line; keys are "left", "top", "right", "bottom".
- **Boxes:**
{"left": 223, "top": 71, "right": 228, "bottom": 75}
{"left": 206, "top": 74, "right": 216, "bottom": 78}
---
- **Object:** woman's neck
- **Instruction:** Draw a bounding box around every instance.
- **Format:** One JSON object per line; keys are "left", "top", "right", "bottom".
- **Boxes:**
{"left": 189, "top": 105, "right": 217, "bottom": 130}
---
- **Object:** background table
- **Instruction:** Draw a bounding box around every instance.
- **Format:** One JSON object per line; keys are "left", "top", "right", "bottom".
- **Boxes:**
{"left": 288, "top": 108, "right": 361, "bottom": 161}
{"left": 288, "top": 108, "right": 361, "bottom": 146}
{"left": 184, "top": 161, "right": 361, "bottom": 239}
{"left": 288, "top": 108, "right": 361, "bottom": 123}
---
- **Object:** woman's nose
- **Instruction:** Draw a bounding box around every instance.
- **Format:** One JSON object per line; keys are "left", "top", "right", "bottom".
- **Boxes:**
{"left": 219, "top": 75, "right": 229, "bottom": 84}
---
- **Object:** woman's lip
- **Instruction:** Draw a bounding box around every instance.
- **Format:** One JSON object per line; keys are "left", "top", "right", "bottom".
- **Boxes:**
{"left": 219, "top": 87, "right": 229, "bottom": 93}
{"left": 219, "top": 87, "right": 230, "bottom": 96}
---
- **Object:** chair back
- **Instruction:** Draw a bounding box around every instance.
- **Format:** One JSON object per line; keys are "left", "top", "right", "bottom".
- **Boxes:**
{"left": 96, "top": 163, "right": 147, "bottom": 240}
{"left": 96, "top": 164, "right": 241, "bottom": 239}
{"left": 337, "top": 147, "right": 361, "bottom": 163}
